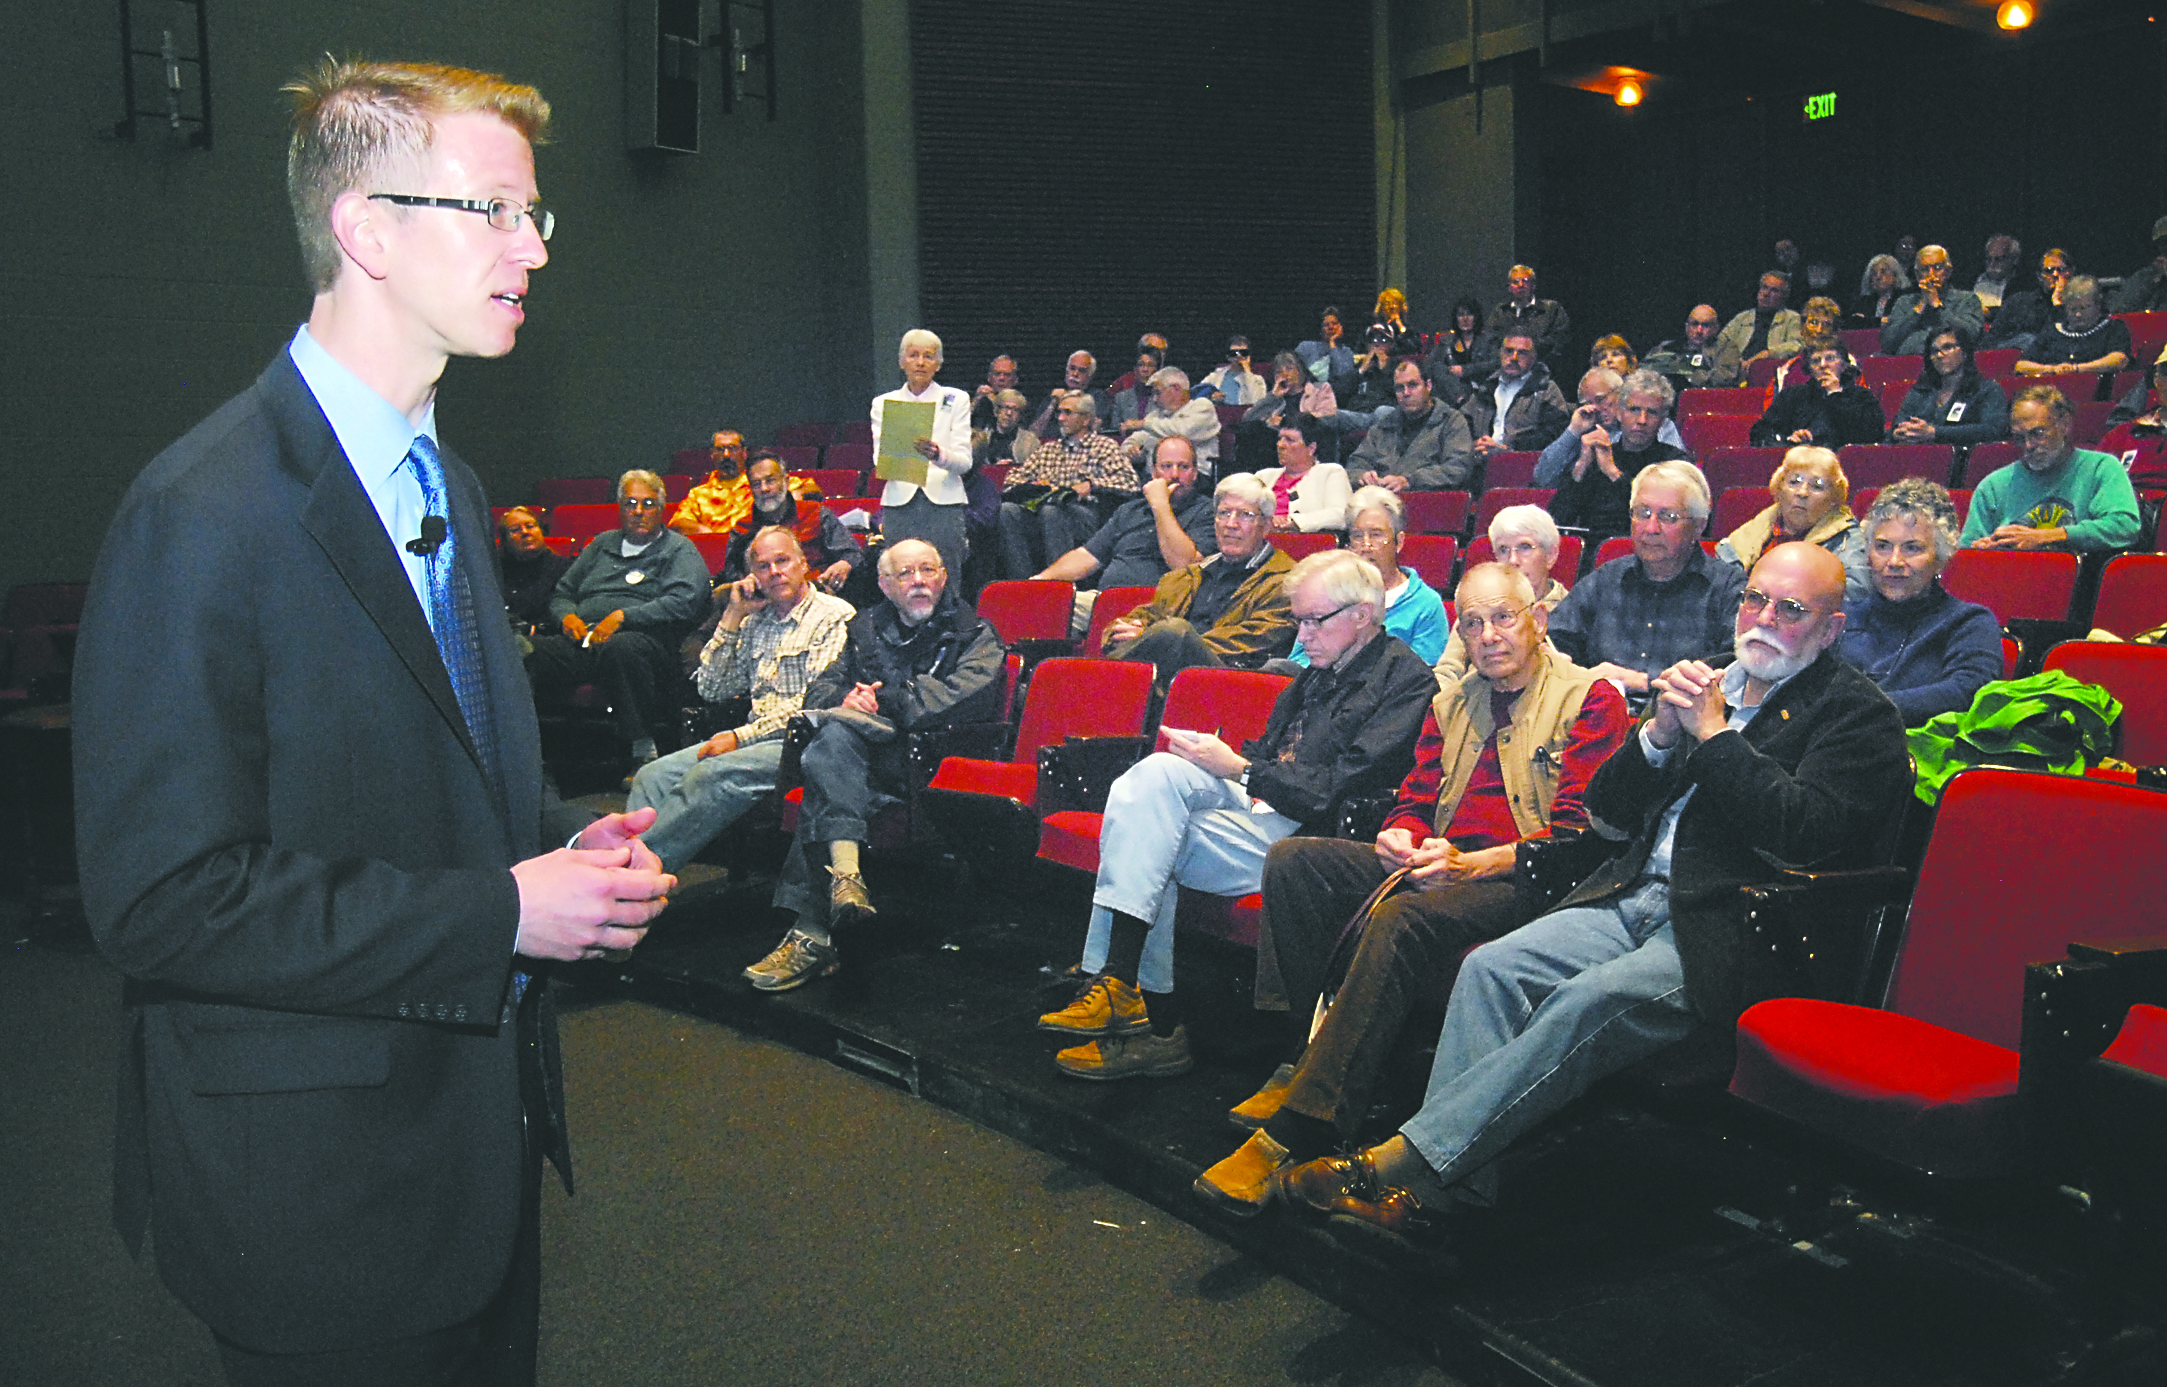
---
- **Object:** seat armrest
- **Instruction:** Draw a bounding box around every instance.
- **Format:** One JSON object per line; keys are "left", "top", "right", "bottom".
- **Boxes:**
{"left": 2020, "top": 949, "right": 2167, "bottom": 1177}
{"left": 1741, "top": 865, "right": 1916, "bottom": 1006}
{"left": 1334, "top": 789, "right": 1396, "bottom": 843}
{"left": 1037, "top": 736, "right": 1149, "bottom": 817}
{"left": 905, "top": 721, "right": 1014, "bottom": 787}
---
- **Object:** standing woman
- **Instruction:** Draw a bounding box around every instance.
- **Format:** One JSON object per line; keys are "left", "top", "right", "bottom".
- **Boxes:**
{"left": 876, "top": 328, "right": 974, "bottom": 579}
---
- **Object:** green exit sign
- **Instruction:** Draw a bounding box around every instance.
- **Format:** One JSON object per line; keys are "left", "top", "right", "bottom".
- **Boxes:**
{"left": 1803, "top": 91, "right": 1838, "bottom": 120}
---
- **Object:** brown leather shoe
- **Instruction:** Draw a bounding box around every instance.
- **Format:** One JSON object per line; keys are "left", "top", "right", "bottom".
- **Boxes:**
{"left": 1227, "top": 1062, "right": 1295, "bottom": 1130}
{"left": 1054, "top": 1025, "right": 1193, "bottom": 1081}
{"left": 1192, "top": 1130, "right": 1292, "bottom": 1218}
{"left": 1275, "top": 1149, "right": 1383, "bottom": 1220}
{"left": 1327, "top": 1187, "right": 1457, "bottom": 1272}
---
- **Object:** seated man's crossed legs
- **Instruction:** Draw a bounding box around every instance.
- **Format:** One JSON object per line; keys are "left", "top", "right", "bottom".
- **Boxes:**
{"left": 1276, "top": 880, "right": 1698, "bottom": 1262}
{"left": 1194, "top": 836, "right": 1524, "bottom": 1216}
{"left": 625, "top": 737, "right": 788, "bottom": 873}
{"left": 1039, "top": 751, "right": 1297, "bottom": 1081}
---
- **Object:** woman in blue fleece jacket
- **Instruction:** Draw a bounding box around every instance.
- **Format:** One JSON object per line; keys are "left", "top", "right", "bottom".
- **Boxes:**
{"left": 1838, "top": 478, "right": 2004, "bottom": 724}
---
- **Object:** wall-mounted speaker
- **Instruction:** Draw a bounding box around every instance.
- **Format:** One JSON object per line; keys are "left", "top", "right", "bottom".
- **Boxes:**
{"left": 626, "top": 0, "right": 703, "bottom": 153}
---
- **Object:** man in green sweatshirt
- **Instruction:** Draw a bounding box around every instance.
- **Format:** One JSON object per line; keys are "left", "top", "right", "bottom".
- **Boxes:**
{"left": 1962, "top": 385, "right": 2139, "bottom": 553}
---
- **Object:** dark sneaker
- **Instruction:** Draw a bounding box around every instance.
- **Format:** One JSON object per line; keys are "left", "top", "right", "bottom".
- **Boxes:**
{"left": 743, "top": 930, "right": 840, "bottom": 992}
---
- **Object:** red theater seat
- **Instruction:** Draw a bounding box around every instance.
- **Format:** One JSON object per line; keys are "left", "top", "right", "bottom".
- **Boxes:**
{"left": 1472, "top": 488, "right": 1554, "bottom": 539}
{"left": 1465, "top": 535, "right": 1581, "bottom": 590}
{"left": 1081, "top": 586, "right": 1159, "bottom": 657}
{"left": 2041, "top": 641, "right": 2167, "bottom": 765}
{"left": 1701, "top": 448, "right": 1790, "bottom": 494}
{"left": 1959, "top": 441, "right": 2021, "bottom": 487}
{"left": 1678, "top": 387, "right": 1763, "bottom": 417}
{"left": 974, "top": 580, "right": 1076, "bottom": 663}
{"left": 547, "top": 504, "right": 621, "bottom": 543}
{"left": 2089, "top": 554, "right": 2167, "bottom": 640}
{"left": 1941, "top": 549, "right": 2079, "bottom": 624}
{"left": 687, "top": 533, "right": 731, "bottom": 574}
{"left": 774, "top": 422, "right": 836, "bottom": 449}
{"left": 1680, "top": 414, "right": 1755, "bottom": 455}
{"left": 1836, "top": 444, "right": 1955, "bottom": 490}
{"left": 1399, "top": 535, "right": 1458, "bottom": 587}
{"left": 532, "top": 476, "right": 613, "bottom": 508}
{"left": 1270, "top": 532, "right": 1339, "bottom": 561}
{"left": 1730, "top": 769, "right": 2167, "bottom": 1178}
{"left": 918, "top": 658, "right": 1156, "bottom": 863}
{"left": 1481, "top": 451, "right": 1541, "bottom": 489}
{"left": 1400, "top": 490, "right": 1469, "bottom": 535}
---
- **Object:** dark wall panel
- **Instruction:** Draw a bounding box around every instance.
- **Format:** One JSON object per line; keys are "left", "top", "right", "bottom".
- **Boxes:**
{"left": 909, "top": 0, "right": 1375, "bottom": 393}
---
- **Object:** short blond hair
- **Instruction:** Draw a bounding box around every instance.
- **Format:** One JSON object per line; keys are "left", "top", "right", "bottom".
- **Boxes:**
{"left": 283, "top": 58, "right": 551, "bottom": 294}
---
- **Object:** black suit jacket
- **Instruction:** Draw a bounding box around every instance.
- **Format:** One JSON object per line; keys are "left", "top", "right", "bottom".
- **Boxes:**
{"left": 72, "top": 352, "right": 591, "bottom": 1353}
{"left": 1565, "top": 650, "right": 1910, "bottom": 1027}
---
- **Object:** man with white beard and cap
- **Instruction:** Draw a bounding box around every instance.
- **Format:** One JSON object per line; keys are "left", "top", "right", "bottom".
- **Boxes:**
{"left": 1272, "top": 542, "right": 1910, "bottom": 1267}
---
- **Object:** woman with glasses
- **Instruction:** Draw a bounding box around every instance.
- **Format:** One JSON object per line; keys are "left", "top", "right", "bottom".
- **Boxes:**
{"left": 1891, "top": 326, "right": 2010, "bottom": 447}
{"left": 1848, "top": 253, "right": 1912, "bottom": 332}
{"left": 1837, "top": 479, "right": 2003, "bottom": 724}
{"left": 1287, "top": 487, "right": 1448, "bottom": 666}
{"left": 1433, "top": 504, "right": 1569, "bottom": 680}
{"left": 1716, "top": 446, "right": 1870, "bottom": 604}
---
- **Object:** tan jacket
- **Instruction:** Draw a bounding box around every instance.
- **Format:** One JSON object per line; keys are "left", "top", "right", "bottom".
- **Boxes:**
{"left": 1429, "top": 649, "right": 1604, "bottom": 840}
{"left": 1122, "top": 546, "right": 1296, "bottom": 667}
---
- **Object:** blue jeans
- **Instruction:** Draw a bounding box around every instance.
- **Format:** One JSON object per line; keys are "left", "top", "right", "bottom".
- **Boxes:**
{"left": 1399, "top": 878, "right": 1697, "bottom": 1203}
{"left": 625, "top": 738, "right": 786, "bottom": 872}
{"left": 1080, "top": 752, "right": 1297, "bottom": 993}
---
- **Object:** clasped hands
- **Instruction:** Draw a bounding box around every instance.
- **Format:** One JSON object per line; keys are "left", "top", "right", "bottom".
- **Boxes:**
{"left": 560, "top": 610, "right": 624, "bottom": 645}
{"left": 512, "top": 807, "right": 675, "bottom": 962}
{"left": 1373, "top": 825, "right": 1512, "bottom": 884}
{"left": 1647, "top": 658, "right": 1730, "bottom": 748}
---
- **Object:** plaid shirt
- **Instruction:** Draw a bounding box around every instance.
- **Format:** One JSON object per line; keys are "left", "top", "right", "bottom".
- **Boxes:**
{"left": 1545, "top": 546, "right": 1745, "bottom": 699}
{"left": 1007, "top": 430, "right": 1136, "bottom": 492}
{"left": 694, "top": 588, "right": 855, "bottom": 744}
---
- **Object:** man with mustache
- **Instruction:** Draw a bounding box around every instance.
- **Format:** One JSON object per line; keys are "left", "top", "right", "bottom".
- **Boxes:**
{"left": 1275, "top": 543, "right": 1910, "bottom": 1267}
{"left": 718, "top": 448, "right": 863, "bottom": 593}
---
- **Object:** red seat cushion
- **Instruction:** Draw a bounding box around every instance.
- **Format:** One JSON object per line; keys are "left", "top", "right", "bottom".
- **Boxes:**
{"left": 1036, "top": 810, "right": 1104, "bottom": 873}
{"left": 1176, "top": 889, "right": 1262, "bottom": 948}
{"left": 924, "top": 756, "right": 1036, "bottom": 805}
{"left": 2101, "top": 1003, "right": 2167, "bottom": 1080}
{"left": 1730, "top": 997, "right": 2022, "bottom": 1178}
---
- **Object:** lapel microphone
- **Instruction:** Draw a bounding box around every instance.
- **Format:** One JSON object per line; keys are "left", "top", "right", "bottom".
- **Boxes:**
{"left": 408, "top": 515, "right": 448, "bottom": 556}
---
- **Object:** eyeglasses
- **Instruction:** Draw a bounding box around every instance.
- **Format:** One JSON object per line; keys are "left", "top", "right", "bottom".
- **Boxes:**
{"left": 888, "top": 563, "right": 945, "bottom": 582}
{"left": 1629, "top": 505, "right": 1691, "bottom": 526}
{"left": 1293, "top": 603, "right": 1355, "bottom": 631}
{"left": 369, "top": 194, "right": 554, "bottom": 240}
{"left": 1780, "top": 473, "right": 1833, "bottom": 493}
{"left": 621, "top": 496, "right": 663, "bottom": 511}
{"left": 1215, "top": 506, "right": 1267, "bottom": 523}
{"left": 1738, "top": 588, "right": 1820, "bottom": 626}
{"left": 1494, "top": 539, "right": 1548, "bottom": 560}
{"left": 1456, "top": 605, "right": 1530, "bottom": 638}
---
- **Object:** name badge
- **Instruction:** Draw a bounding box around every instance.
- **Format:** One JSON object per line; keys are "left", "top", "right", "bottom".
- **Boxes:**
{"left": 626, "top": 570, "right": 647, "bottom": 585}
{"left": 1945, "top": 401, "right": 1967, "bottom": 422}
{"left": 1688, "top": 354, "right": 1706, "bottom": 368}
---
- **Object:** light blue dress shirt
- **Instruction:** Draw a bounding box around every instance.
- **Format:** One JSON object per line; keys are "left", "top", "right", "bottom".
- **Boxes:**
{"left": 287, "top": 324, "right": 441, "bottom": 615}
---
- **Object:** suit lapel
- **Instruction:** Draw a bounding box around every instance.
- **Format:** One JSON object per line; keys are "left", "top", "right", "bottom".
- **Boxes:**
{"left": 262, "top": 357, "right": 484, "bottom": 778}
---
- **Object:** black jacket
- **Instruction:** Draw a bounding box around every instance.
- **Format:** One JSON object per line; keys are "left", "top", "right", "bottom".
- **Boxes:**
{"left": 1750, "top": 378, "right": 1885, "bottom": 449}
{"left": 805, "top": 592, "right": 1006, "bottom": 732}
{"left": 1568, "top": 651, "right": 1910, "bottom": 1027}
{"left": 1242, "top": 633, "right": 1438, "bottom": 835}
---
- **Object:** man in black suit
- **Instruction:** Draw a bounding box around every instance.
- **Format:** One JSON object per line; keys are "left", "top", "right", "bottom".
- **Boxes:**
{"left": 1273, "top": 544, "right": 1910, "bottom": 1264}
{"left": 71, "top": 59, "right": 673, "bottom": 1384}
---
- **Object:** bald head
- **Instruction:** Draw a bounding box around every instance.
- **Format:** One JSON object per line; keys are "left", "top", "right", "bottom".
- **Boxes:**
{"left": 1684, "top": 304, "right": 1720, "bottom": 350}
{"left": 1752, "top": 541, "right": 1846, "bottom": 606}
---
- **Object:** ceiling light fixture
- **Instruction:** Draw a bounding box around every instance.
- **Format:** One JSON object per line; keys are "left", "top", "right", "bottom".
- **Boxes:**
{"left": 1997, "top": 1, "right": 2033, "bottom": 29}
{"left": 1615, "top": 80, "right": 1644, "bottom": 107}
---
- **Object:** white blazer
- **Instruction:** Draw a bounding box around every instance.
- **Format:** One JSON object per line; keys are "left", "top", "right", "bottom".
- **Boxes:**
{"left": 873, "top": 383, "right": 974, "bottom": 507}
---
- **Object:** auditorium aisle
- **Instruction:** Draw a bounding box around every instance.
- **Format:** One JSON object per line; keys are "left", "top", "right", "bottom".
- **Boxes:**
{"left": 0, "top": 899, "right": 1455, "bottom": 1387}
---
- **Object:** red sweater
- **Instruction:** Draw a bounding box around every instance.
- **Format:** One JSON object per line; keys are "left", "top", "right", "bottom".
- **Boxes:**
{"left": 1382, "top": 681, "right": 1630, "bottom": 846}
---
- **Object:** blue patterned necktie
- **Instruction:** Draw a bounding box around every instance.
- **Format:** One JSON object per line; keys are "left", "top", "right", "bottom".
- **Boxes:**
{"left": 406, "top": 436, "right": 530, "bottom": 1005}
{"left": 403, "top": 435, "right": 506, "bottom": 813}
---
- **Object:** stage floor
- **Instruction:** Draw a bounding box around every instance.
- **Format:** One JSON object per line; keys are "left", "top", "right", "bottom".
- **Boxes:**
{"left": 556, "top": 815, "right": 2165, "bottom": 1387}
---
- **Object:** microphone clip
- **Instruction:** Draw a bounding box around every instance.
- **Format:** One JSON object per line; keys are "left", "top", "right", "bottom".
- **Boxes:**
{"left": 407, "top": 514, "right": 448, "bottom": 556}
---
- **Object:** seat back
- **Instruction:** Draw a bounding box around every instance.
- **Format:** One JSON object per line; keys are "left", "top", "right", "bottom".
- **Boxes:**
{"left": 1155, "top": 666, "right": 1290, "bottom": 753}
{"left": 1464, "top": 535, "right": 1582, "bottom": 590}
{"left": 1399, "top": 535, "right": 1458, "bottom": 587}
{"left": 1711, "top": 488, "right": 1768, "bottom": 539}
{"left": 1471, "top": 487, "right": 1554, "bottom": 538}
{"left": 774, "top": 421, "right": 836, "bottom": 449}
{"left": 773, "top": 445, "right": 823, "bottom": 471}
{"left": 1678, "top": 387, "right": 1764, "bottom": 417}
{"left": 2120, "top": 312, "right": 2167, "bottom": 374}
{"left": 1859, "top": 356, "right": 1921, "bottom": 388}
{"left": 2091, "top": 554, "right": 2167, "bottom": 640}
{"left": 802, "top": 468, "right": 865, "bottom": 499}
{"left": 1837, "top": 443, "right": 1955, "bottom": 490}
{"left": 1680, "top": 413, "right": 1755, "bottom": 455}
{"left": 1081, "top": 586, "right": 1159, "bottom": 656}
{"left": 1840, "top": 328, "right": 1883, "bottom": 360}
{"left": 1746, "top": 356, "right": 1779, "bottom": 389}
{"left": 1011, "top": 657, "right": 1155, "bottom": 764}
{"left": 2072, "top": 400, "right": 2115, "bottom": 446}
{"left": 1974, "top": 348, "right": 2021, "bottom": 379}
{"left": 1960, "top": 441, "right": 2021, "bottom": 488}
{"left": 835, "top": 420, "right": 875, "bottom": 446}
{"left": 1885, "top": 769, "right": 2167, "bottom": 1048}
{"left": 532, "top": 476, "right": 613, "bottom": 508}
{"left": 687, "top": 532, "right": 731, "bottom": 574}
{"left": 1270, "top": 532, "right": 1339, "bottom": 561}
{"left": 825, "top": 443, "right": 875, "bottom": 474}
{"left": 1400, "top": 489, "right": 1469, "bottom": 535}
{"left": 670, "top": 448, "right": 709, "bottom": 475}
{"left": 1481, "top": 451, "right": 1541, "bottom": 488}
{"left": 548, "top": 504, "right": 622, "bottom": 543}
{"left": 1940, "top": 549, "right": 2080, "bottom": 624}
{"left": 1701, "top": 447, "right": 1790, "bottom": 494}
{"left": 975, "top": 580, "right": 1075, "bottom": 645}
{"left": 2041, "top": 641, "right": 2167, "bottom": 765}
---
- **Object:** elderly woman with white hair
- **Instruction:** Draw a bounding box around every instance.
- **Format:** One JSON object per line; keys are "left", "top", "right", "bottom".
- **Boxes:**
{"left": 1433, "top": 503, "right": 1570, "bottom": 680}
{"left": 874, "top": 327, "right": 975, "bottom": 579}
{"left": 1122, "top": 366, "right": 1223, "bottom": 474}
{"left": 1287, "top": 486, "right": 1448, "bottom": 666}
{"left": 1836, "top": 478, "right": 2003, "bottom": 725}
{"left": 1714, "top": 445, "right": 1870, "bottom": 603}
